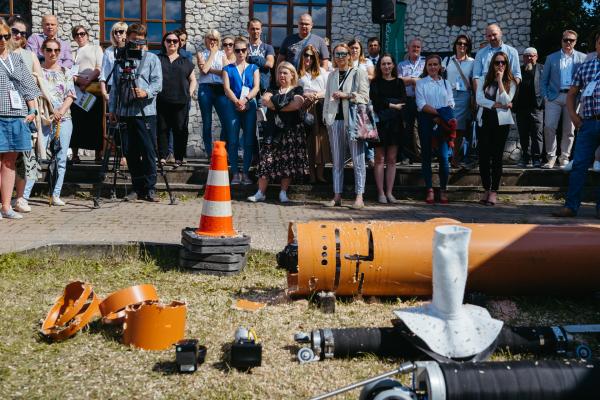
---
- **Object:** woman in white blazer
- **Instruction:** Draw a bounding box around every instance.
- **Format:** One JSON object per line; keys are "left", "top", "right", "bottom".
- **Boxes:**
{"left": 322, "top": 43, "right": 370, "bottom": 209}
{"left": 475, "top": 51, "right": 517, "bottom": 206}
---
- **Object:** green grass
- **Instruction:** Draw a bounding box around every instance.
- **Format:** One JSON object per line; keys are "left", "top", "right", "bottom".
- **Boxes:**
{"left": 0, "top": 251, "right": 598, "bottom": 399}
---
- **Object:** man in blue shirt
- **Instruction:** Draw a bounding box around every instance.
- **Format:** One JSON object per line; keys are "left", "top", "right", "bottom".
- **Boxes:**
{"left": 473, "top": 23, "right": 521, "bottom": 92}
{"left": 246, "top": 18, "right": 275, "bottom": 95}
{"left": 108, "top": 24, "right": 163, "bottom": 202}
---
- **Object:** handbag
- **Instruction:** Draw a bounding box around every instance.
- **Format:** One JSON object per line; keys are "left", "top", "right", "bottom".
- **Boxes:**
{"left": 349, "top": 102, "right": 379, "bottom": 143}
{"left": 85, "top": 81, "right": 102, "bottom": 96}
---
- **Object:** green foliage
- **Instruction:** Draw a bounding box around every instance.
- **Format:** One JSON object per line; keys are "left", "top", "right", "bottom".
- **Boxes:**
{"left": 531, "top": 0, "right": 599, "bottom": 60}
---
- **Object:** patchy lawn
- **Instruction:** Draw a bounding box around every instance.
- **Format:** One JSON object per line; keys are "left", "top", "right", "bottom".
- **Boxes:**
{"left": 0, "top": 251, "right": 598, "bottom": 399}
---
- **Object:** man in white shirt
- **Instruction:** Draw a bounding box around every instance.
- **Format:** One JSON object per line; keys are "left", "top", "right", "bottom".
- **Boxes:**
{"left": 540, "top": 30, "right": 587, "bottom": 168}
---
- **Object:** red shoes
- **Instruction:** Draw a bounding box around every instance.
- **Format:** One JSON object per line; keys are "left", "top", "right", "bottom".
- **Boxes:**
{"left": 425, "top": 188, "right": 449, "bottom": 204}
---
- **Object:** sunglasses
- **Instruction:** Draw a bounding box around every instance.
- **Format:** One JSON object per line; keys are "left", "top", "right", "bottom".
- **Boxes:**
{"left": 74, "top": 31, "right": 87, "bottom": 37}
{"left": 0, "top": 33, "right": 11, "bottom": 41}
{"left": 114, "top": 30, "right": 125, "bottom": 35}
{"left": 223, "top": 42, "right": 234, "bottom": 47}
{"left": 334, "top": 52, "right": 348, "bottom": 58}
{"left": 166, "top": 38, "right": 179, "bottom": 44}
{"left": 303, "top": 53, "right": 315, "bottom": 58}
{"left": 562, "top": 38, "right": 576, "bottom": 43}
{"left": 11, "top": 28, "right": 27, "bottom": 37}
{"left": 234, "top": 48, "right": 247, "bottom": 54}
{"left": 494, "top": 60, "right": 506, "bottom": 66}
{"left": 44, "top": 48, "right": 60, "bottom": 53}
{"left": 456, "top": 41, "right": 468, "bottom": 46}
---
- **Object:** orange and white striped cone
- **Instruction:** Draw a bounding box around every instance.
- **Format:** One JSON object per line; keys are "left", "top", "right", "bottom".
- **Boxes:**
{"left": 196, "top": 141, "right": 236, "bottom": 237}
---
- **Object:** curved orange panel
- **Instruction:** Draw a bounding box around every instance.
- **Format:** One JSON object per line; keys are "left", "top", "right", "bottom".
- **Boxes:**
{"left": 122, "top": 301, "right": 186, "bottom": 350}
{"left": 99, "top": 284, "right": 159, "bottom": 319}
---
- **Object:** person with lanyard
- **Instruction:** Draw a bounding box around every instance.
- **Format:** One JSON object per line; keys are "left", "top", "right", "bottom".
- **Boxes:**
{"left": 540, "top": 29, "right": 587, "bottom": 169}
{"left": 398, "top": 37, "right": 426, "bottom": 164}
{"left": 246, "top": 18, "right": 275, "bottom": 96}
{"left": 223, "top": 36, "right": 260, "bottom": 185}
{"left": 367, "top": 37, "right": 381, "bottom": 66}
{"left": 0, "top": 20, "right": 41, "bottom": 219}
{"left": 107, "top": 23, "right": 163, "bottom": 203}
{"left": 22, "top": 38, "right": 77, "bottom": 207}
{"left": 26, "top": 15, "right": 73, "bottom": 69}
{"left": 156, "top": 31, "right": 196, "bottom": 168}
{"left": 441, "top": 34, "right": 475, "bottom": 168}
{"left": 277, "top": 13, "right": 330, "bottom": 71}
{"left": 552, "top": 32, "right": 600, "bottom": 219}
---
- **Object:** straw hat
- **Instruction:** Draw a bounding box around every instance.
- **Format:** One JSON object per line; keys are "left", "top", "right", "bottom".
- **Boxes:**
{"left": 394, "top": 225, "right": 503, "bottom": 359}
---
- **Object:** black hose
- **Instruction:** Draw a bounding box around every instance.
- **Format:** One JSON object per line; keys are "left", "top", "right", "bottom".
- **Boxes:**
{"left": 328, "top": 328, "right": 419, "bottom": 358}
{"left": 496, "top": 326, "right": 565, "bottom": 355}
{"left": 439, "top": 360, "right": 600, "bottom": 400}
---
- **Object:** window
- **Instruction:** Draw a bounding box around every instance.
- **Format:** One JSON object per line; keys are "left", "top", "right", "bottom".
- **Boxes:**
{"left": 0, "top": 0, "right": 32, "bottom": 27}
{"left": 447, "top": 0, "right": 472, "bottom": 26}
{"left": 250, "top": 0, "right": 331, "bottom": 49}
{"left": 100, "top": 0, "right": 184, "bottom": 48}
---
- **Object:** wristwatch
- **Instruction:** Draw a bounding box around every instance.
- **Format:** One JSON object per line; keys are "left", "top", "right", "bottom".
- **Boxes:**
{"left": 28, "top": 108, "right": 38, "bottom": 116}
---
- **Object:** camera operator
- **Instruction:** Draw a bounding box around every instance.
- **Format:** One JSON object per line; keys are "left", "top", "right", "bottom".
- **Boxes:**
{"left": 107, "top": 23, "right": 162, "bottom": 202}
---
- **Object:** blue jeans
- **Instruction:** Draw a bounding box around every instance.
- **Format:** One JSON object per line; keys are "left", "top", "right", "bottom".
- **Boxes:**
{"left": 229, "top": 98, "right": 257, "bottom": 174}
{"left": 24, "top": 119, "right": 73, "bottom": 199}
{"left": 565, "top": 119, "right": 600, "bottom": 213}
{"left": 198, "top": 83, "right": 233, "bottom": 156}
{"left": 418, "top": 112, "right": 449, "bottom": 190}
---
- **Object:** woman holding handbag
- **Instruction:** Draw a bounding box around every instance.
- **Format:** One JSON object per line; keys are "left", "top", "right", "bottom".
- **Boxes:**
{"left": 323, "top": 43, "right": 370, "bottom": 209}
{"left": 475, "top": 52, "right": 517, "bottom": 206}
{"left": 370, "top": 53, "right": 406, "bottom": 204}
{"left": 442, "top": 35, "right": 474, "bottom": 167}
{"left": 415, "top": 54, "right": 455, "bottom": 204}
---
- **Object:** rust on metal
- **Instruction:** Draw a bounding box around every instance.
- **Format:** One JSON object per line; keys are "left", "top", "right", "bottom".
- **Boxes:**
{"left": 288, "top": 220, "right": 600, "bottom": 296}
{"left": 122, "top": 301, "right": 187, "bottom": 350}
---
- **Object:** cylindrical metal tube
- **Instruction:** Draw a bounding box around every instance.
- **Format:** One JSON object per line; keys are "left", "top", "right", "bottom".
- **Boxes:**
{"left": 288, "top": 220, "right": 600, "bottom": 296}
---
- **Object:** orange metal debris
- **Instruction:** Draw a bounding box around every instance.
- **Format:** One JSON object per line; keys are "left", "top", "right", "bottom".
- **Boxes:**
{"left": 99, "top": 284, "right": 159, "bottom": 325}
{"left": 122, "top": 301, "right": 187, "bottom": 350}
{"left": 288, "top": 220, "right": 600, "bottom": 296}
{"left": 40, "top": 281, "right": 101, "bottom": 341}
{"left": 234, "top": 299, "right": 266, "bottom": 312}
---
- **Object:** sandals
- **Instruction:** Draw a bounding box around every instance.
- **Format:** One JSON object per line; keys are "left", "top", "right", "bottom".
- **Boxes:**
{"left": 439, "top": 190, "right": 449, "bottom": 204}
{"left": 486, "top": 192, "right": 497, "bottom": 206}
{"left": 425, "top": 188, "right": 435, "bottom": 204}
{"left": 324, "top": 199, "right": 342, "bottom": 207}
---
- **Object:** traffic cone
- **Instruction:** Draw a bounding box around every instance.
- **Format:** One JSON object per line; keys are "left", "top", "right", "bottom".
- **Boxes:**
{"left": 196, "top": 141, "right": 236, "bottom": 237}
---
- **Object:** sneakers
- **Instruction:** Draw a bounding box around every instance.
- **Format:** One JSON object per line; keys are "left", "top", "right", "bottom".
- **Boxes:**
{"left": 124, "top": 191, "right": 138, "bottom": 202}
{"left": 1, "top": 208, "right": 23, "bottom": 219}
{"left": 542, "top": 156, "right": 557, "bottom": 169}
{"left": 12, "top": 198, "right": 31, "bottom": 213}
{"left": 560, "top": 160, "right": 573, "bottom": 171}
{"left": 51, "top": 196, "right": 66, "bottom": 206}
{"left": 558, "top": 157, "right": 570, "bottom": 167}
{"left": 241, "top": 175, "right": 253, "bottom": 185}
{"left": 230, "top": 174, "right": 241, "bottom": 185}
{"left": 516, "top": 158, "right": 529, "bottom": 168}
{"left": 593, "top": 161, "right": 600, "bottom": 172}
{"left": 532, "top": 159, "right": 542, "bottom": 168}
{"left": 143, "top": 190, "right": 160, "bottom": 202}
{"left": 279, "top": 190, "right": 289, "bottom": 203}
{"left": 247, "top": 190, "right": 266, "bottom": 203}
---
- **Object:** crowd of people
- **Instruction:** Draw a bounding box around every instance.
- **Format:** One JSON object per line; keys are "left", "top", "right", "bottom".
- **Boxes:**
{"left": 0, "top": 13, "right": 599, "bottom": 220}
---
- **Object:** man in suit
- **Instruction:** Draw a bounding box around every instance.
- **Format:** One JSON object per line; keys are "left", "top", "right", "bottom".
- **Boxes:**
{"left": 541, "top": 30, "right": 587, "bottom": 168}
{"left": 516, "top": 47, "right": 544, "bottom": 168}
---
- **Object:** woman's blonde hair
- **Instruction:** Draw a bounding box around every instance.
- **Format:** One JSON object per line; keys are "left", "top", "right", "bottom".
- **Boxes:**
{"left": 110, "top": 21, "right": 128, "bottom": 47}
{"left": 332, "top": 43, "right": 351, "bottom": 69}
{"left": 204, "top": 29, "right": 221, "bottom": 47}
{"left": 277, "top": 61, "right": 299, "bottom": 86}
{"left": 0, "top": 18, "right": 17, "bottom": 52}
{"left": 297, "top": 44, "right": 321, "bottom": 79}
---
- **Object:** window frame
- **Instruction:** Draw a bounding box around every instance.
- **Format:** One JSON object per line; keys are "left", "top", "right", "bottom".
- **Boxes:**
{"left": 0, "top": 0, "right": 32, "bottom": 29}
{"left": 447, "top": 0, "right": 472, "bottom": 27}
{"left": 249, "top": 0, "right": 332, "bottom": 49}
{"left": 99, "top": 0, "right": 185, "bottom": 49}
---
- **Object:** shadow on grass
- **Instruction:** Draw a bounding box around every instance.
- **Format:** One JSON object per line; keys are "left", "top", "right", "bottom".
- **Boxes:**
{"left": 152, "top": 359, "right": 179, "bottom": 375}
{"left": 234, "top": 286, "right": 288, "bottom": 305}
{"left": 87, "top": 319, "right": 122, "bottom": 343}
{"left": 212, "top": 342, "right": 232, "bottom": 373}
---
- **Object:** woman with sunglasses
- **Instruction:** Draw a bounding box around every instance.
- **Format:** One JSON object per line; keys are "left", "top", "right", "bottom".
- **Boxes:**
{"left": 442, "top": 35, "right": 474, "bottom": 167}
{"left": 23, "top": 38, "right": 76, "bottom": 207}
{"left": 0, "top": 20, "right": 40, "bottom": 219}
{"left": 370, "top": 53, "right": 406, "bottom": 203}
{"left": 247, "top": 62, "right": 308, "bottom": 203}
{"left": 223, "top": 37, "right": 259, "bottom": 185}
{"left": 323, "top": 43, "right": 370, "bottom": 209}
{"left": 475, "top": 52, "right": 517, "bottom": 206}
{"left": 415, "top": 54, "right": 455, "bottom": 204}
{"left": 7, "top": 15, "right": 42, "bottom": 215}
{"left": 70, "top": 25, "right": 104, "bottom": 164}
{"left": 197, "top": 30, "right": 232, "bottom": 156}
{"left": 222, "top": 36, "right": 236, "bottom": 65}
{"left": 156, "top": 31, "right": 196, "bottom": 168}
{"left": 298, "top": 44, "right": 330, "bottom": 184}
{"left": 99, "top": 22, "right": 128, "bottom": 103}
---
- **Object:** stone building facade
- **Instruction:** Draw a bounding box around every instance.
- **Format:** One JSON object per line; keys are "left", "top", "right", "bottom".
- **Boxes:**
{"left": 23, "top": 0, "right": 531, "bottom": 157}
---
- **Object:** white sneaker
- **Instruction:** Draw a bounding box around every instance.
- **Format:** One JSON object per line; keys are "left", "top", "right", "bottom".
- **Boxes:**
{"left": 593, "top": 161, "right": 600, "bottom": 172}
{"left": 558, "top": 157, "right": 570, "bottom": 167}
{"left": 12, "top": 198, "right": 31, "bottom": 213}
{"left": 51, "top": 196, "right": 66, "bottom": 206}
{"left": 560, "top": 160, "right": 573, "bottom": 171}
{"left": 279, "top": 190, "right": 289, "bottom": 203}
{"left": 1, "top": 208, "right": 23, "bottom": 219}
{"left": 247, "top": 191, "right": 266, "bottom": 203}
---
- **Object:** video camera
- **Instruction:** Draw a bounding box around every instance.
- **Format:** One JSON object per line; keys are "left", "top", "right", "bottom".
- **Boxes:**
{"left": 115, "top": 40, "right": 143, "bottom": 69}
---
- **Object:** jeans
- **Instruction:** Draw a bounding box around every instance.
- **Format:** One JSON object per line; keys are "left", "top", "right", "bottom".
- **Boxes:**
{"left": 565, "top": 119, "right": 600, "bottom": 213}
{"left": 229, "top": 98, "right": 257, "bottom": 174}
{"left": 198, "top": 83, "right": 233, "bottom": 156}
{"left": 418, "top": 112, "right": 449, "bottom": 190}
{"left": 24, "top": 119, "right": 73, "bottom": 199}
{"left": 124, "top": 116, "right": 157, "bottom": 195}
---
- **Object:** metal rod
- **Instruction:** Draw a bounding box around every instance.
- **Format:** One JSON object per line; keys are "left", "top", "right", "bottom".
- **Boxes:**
{"left": 309, "top": 362, "right": 415, "bottom": 400}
